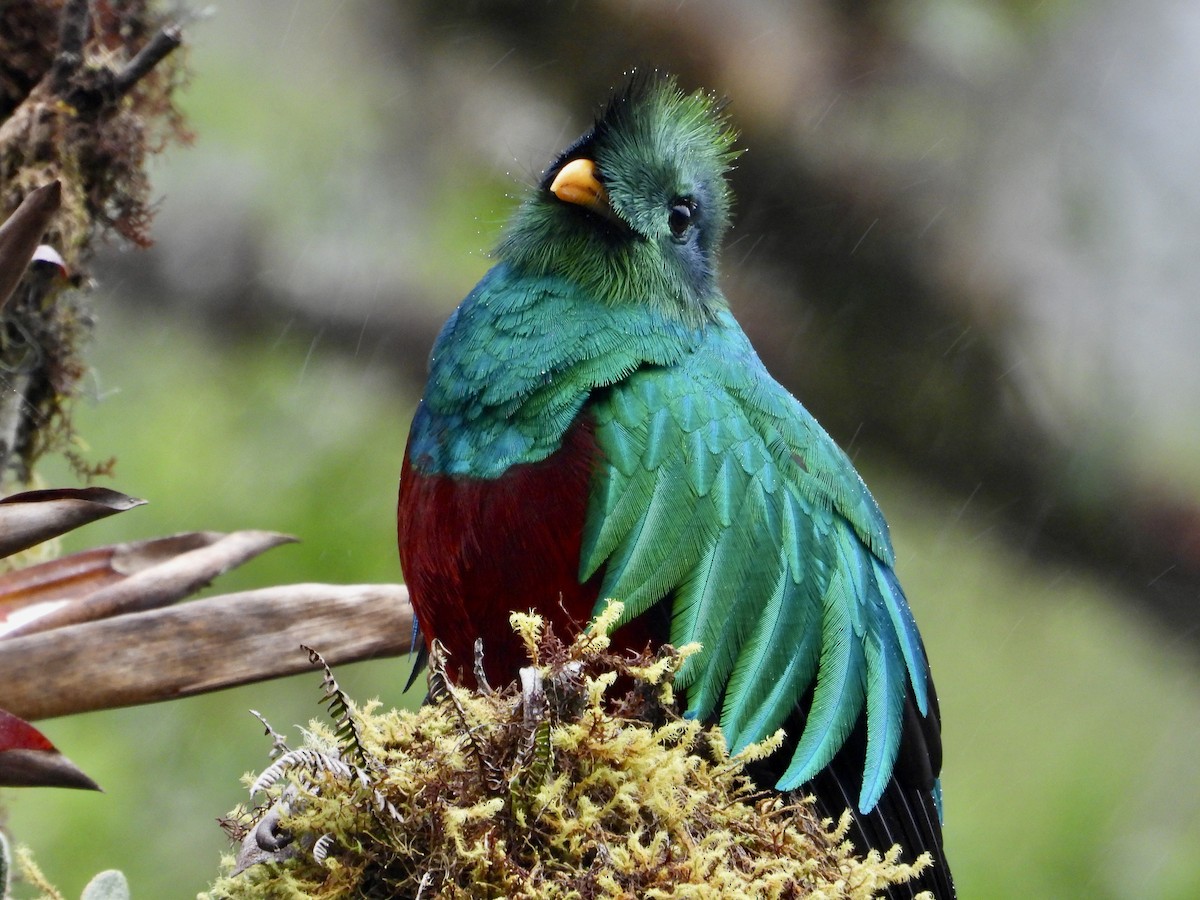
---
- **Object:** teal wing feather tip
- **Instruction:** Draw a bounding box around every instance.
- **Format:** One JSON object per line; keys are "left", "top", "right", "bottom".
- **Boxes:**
{"left": 589, "top": 332, "right": 933, "bottom": 815}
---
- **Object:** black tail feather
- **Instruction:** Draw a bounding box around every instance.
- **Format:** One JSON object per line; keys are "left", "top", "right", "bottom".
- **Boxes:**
{"left": 745, "top": 692, "right": 955, "bottom": 899}
{"left": 809, "top": 757, "right": 955, "bottom": 899}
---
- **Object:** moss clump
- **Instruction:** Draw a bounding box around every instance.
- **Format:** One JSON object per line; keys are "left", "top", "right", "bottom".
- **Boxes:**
{"left": 204, "top": 603, "right": 929, "bottom": 899}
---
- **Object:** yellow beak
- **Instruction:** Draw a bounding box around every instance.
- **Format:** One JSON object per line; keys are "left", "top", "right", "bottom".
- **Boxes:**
{"left": 549, "top": 158, "right": 610, "bottom": 213}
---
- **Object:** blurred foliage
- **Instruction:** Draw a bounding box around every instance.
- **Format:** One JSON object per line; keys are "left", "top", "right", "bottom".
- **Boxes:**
{"left": 874, "top": 465, "right": 1200, "bottom": 900}
{"left": 40, "top": 307, "right": 410, "bottom": 590}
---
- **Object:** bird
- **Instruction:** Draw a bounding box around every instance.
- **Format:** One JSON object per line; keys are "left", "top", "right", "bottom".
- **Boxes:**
{"left": 398, "top": 73, "right": 954, "bottom": 898}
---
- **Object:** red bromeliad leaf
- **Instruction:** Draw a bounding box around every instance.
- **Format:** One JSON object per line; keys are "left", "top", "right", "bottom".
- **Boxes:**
{"left": 0, "top": 708, "right": 100, "bottom": 790}
{"left": 0, "top": 707, "right": 54, "bottom": 751}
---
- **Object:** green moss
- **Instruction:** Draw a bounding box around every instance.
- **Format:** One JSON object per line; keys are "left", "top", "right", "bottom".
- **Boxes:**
{"left": 204, "top": 605, "right": 929, "bottom": 899}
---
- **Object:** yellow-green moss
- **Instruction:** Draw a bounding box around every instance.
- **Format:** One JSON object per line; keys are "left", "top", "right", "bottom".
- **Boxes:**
{"left": 204, "top": 604, "right": 930, "bottom": 899}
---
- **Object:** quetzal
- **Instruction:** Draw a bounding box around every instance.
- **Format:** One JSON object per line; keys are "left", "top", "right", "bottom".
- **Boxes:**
{"left": 398, "top": 73, "right": 953, "bottom": 898}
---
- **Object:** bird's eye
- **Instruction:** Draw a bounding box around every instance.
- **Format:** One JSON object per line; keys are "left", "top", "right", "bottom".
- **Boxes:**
{"left": 668, "top": 199, "right": 695, "bottom": 240}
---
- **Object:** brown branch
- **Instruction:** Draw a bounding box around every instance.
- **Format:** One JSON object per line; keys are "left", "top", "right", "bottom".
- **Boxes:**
{"left": 0, "top": 583, "right": 413, "bottom": 721}
{"left": 114, "top": 24, "right": 182, "bottom": 96}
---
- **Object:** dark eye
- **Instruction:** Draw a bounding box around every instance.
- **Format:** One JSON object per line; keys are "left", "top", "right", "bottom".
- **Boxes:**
{"left": 668, "top": 199, "right": 695, "bottom": 239}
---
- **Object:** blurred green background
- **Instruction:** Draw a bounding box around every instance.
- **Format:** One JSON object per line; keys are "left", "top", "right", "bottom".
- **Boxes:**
{"left": 4, "top": 1, "right": 1200, "bottom": 897}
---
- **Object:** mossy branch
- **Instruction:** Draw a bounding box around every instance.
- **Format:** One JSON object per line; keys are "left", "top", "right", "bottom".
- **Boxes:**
{"left": 0, "top": 0, "right": 189, "bottom": 487}
{"left": 206, "top": 608, "right": 931, "bottom": 899}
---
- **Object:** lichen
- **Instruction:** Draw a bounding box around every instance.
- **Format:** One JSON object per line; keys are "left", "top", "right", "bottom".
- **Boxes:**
{"left": 204, "top": 603, "right": 930, "bottom": 899}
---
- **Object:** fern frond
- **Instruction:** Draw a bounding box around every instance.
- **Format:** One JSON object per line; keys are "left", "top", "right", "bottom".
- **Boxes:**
{"left": 249, "top": 709, "right": 290, "bottom": 759}
{"left": 249, "top": 748, "right": 352, "bottom": 797}
{"left": 427, "top": 640, "right": 505, "bottom": 790}
{"left": 427, "top": 639, "right": 453, "bottom": 705}
{"left": 311, "top": 834, "right": 335, "bottom": 865}
{"left": 300, "top": 644, "right": 373, "bottom": 771}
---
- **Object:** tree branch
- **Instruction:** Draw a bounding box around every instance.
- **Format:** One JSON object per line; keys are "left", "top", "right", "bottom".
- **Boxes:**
{"left": 114, "top": 24, "right": 182, "bottom": 97}
{"left": 0, "top": 583, "right": 413, "bottom": 721}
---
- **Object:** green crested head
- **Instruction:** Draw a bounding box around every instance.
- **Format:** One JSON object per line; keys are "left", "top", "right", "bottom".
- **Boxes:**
{"left": 497, "top": 73, "right": 740, "bottom": 327}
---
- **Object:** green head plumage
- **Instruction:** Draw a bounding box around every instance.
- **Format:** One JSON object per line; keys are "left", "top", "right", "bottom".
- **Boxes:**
{"left": 498, "top": 73, "right": 740, "bottom": 328}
